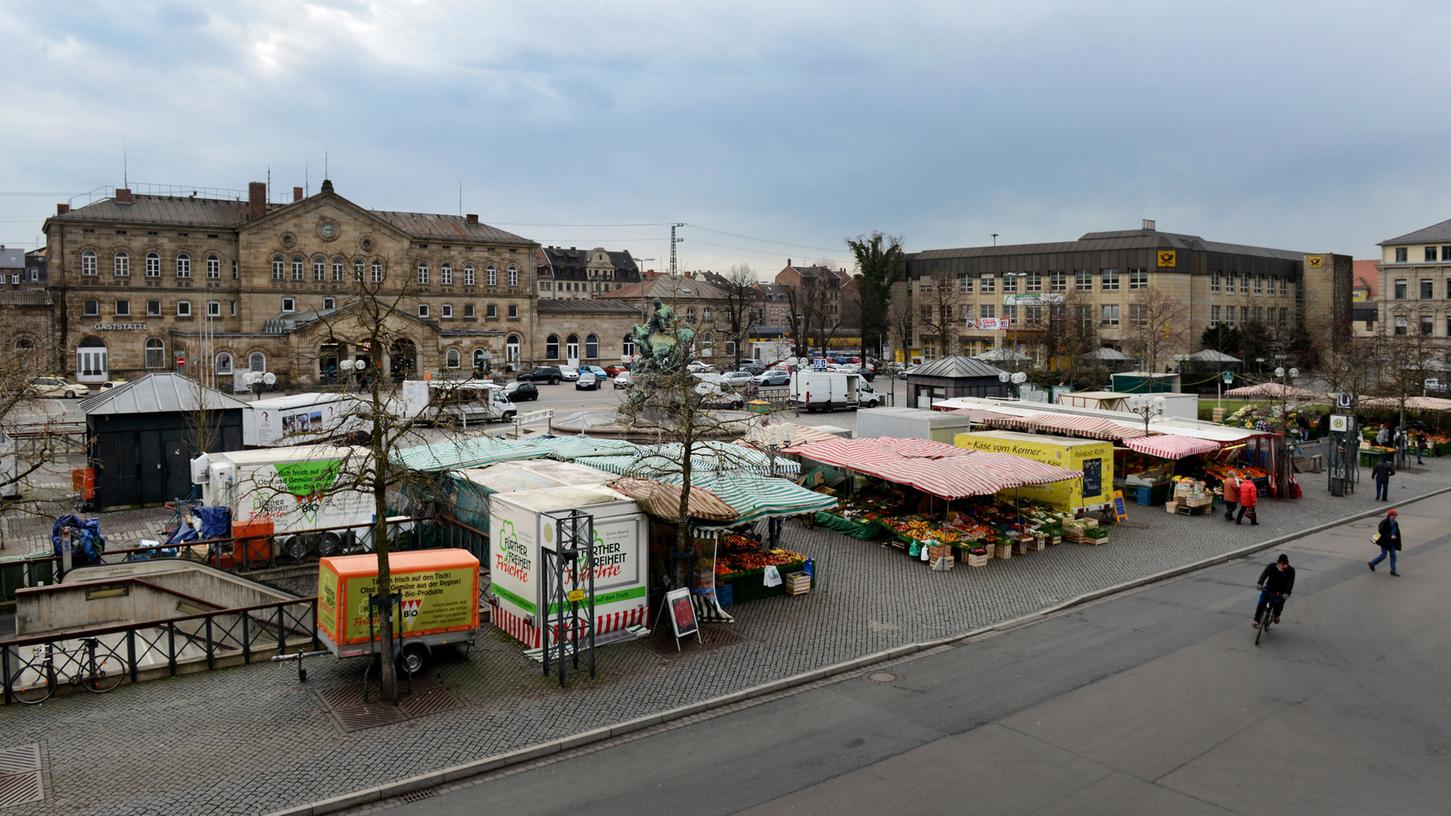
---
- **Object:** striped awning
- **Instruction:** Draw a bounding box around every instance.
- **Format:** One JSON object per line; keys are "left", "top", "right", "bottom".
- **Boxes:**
{"left": 782, "top": 437, "right": 1078, "bottom": 500}
{"left": 1223, "top": 382, "right": 1319, "bottom": 400}
{"left": 1009, "top": 412, "right": 1146, "bottom": 441}
{"left": 393, "top": 437, "right": 547, "bottom": 472}
{"left": 608, "top": 477, "right": 738, "bottom": 522}
{"left": 1359, "top": 396, "right": 1451, "bottom": 413}
{"left": 1124, "top": 434, "right": 1222, "bottom": 459}
{"left": 646, "top": 471, "right": 837, "bottom": 526}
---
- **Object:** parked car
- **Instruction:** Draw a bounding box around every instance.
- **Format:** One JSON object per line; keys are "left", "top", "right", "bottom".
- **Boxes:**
{"left": 613, "top": 371, "right": 633, "bottom": 389}
{"left": 521, "top": 366, "right": 564, "bottom": 384}
{"left": 686, "top": 361, "right": 717, "bottom": 374}
{"left": 503, "top": 380, "right": 539, "bottom": 401}
{"left": 28, "top": 376, "right": 88, "bottom": 399}
{"left": 558, "top": 366, "right": 580, "bottom": 382}
{"left": 575, "top": 371, "right": 600, "bottom": 390}
{"left": 99, "top": 378, "right": 129, "bottom": 390}
{"left": 737, "top": 361, "right": 765, "bottom": 376}
{"left": 583, "top": 365, "right": 609, "bottom": 380}
{"left": 603, "top": 363, "right": 630, "bottom": 377}
{"left": 755, "top": 369, "right": 790, "bottom": 387}
{"left": 719, "top": 370, "right": 756, "bottom": 388}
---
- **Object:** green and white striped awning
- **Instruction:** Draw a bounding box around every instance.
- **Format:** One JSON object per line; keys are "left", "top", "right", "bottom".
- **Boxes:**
{"left": 525, "top": 436, "right": 642, "bottom": 461}
{"left": 392, "top": 437, "right": 547, "bottom": 472}
{"left": 650, "top": 471, "right": 837, "bottom": 526}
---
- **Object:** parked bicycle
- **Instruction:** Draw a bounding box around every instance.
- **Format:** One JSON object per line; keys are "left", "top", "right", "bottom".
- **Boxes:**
{"left": 9, "top": 637, "right": 124, "bottom": 704}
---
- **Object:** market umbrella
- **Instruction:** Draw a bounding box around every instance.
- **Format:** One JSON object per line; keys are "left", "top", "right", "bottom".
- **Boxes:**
{"left": 974, "top": 347, "right": 1031, "bottom": 363}
{"left": 1223, "top": 382, "right": 1318, "bottom": 400}
{"left": 1175, "top": 348, "right": 1242, "bottom": 364}
{"left": 984, "top": 412, "right": 1146, "bottom": 441}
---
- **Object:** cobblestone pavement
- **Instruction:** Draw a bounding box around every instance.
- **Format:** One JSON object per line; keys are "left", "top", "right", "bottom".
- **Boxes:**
{"left": 1, "top": 459, "right": 1445, "bottom": 815}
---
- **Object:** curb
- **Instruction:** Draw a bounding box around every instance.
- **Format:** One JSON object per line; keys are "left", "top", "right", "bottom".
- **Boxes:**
{"left": 270, "top": 486, "right": 1451, "bottom": 816}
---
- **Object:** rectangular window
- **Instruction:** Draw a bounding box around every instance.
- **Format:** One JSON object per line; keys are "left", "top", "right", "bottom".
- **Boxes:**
{"left": 114, "top": 253, "right": 130, "bottom": 277}
{"left": 230, "top": 301, "right": 237, "bottom": 316}
{"left": 145, "top": 254, "right": 160, "bottom": 277}
{"left": 1099, "top": 304, "right": 1120, "bottom": 326}
{"left": 282, "top": 298, "right": 295, "bottom": 312}
{"left": 146, "top": 299, "right": 161, "bottom": 316}
{"left": 1253, "top": 275, "right": 1263, "bottom": 295}
{"left": 1421, "top": 279, "right": 1434, "bottom": 299}
{"left": 114, "top": 300, "right": 129, "bottom": 316}
{"left": 980, "top": 304, "right": 995, "bottom": 319}
{"left": 1240, "top": 306, "right": 1248, "bottom": 323}
{"left": 314, "top": 260, "right": 326, "bottom": 282}
{"left": 207, "top": 301, "right": 221, "bottom": 317}
{"left": 1394, "top": 315, "right": 1408, "bottom": 335}
{"left": 418, "top": 303, "right": 430, "bottom": 319}
{"left": 1426, "top": 247, "right": 1438, "bottom": 262}
{"left": 1395, "top": 247, "right": 1408, "bottom": 263}
{"left": 322, "top": 297, "right": 335, "bottom": 311}
{"left": 176, "top": 255, "right": 191, "bottom": 278}
{"left": 1003, "top": 274, "right": 1018, "bottom": 293}
{"left": 979, "top": 274, "right": 995, "bottom": 293}
{"left": 1225, "top": 306, "right": 1236, "bottom": 327}
{"left": 1422, "top": 314, "right": 1435, "bottom": 336}
{"left": 83, "top": 299, "right": 98, "bottom": 316}
{"left": 292, "top": 258, "right": 304, "bottom": 281}
{"left": 273, "top": 258, "right": 284, "bottom": 280}
{"left": 1395, "top": 279, "right": 1408, "bottom": 299}
{"left": 1026, "top": 272, "right": 1042, "bottom": 292}
{"left": 1279, "top": 307, "right": 1288, "bottom": 326}
{"left": 1129, "top": 302, "right": 1145, "bottom": 327}
{"left": 176, "top": 301, "right": 191, "bottom": 317}
{"left": 486, "top": 304, "right": 498, "bottom": 318}
{"left": 1003, "top": 304, "right": 1017, "bottom": 324}
{"left": 441, "top": 304, "right": 454, "bottom": 318}
{"left": 1278, "top": 277, "right": 1286, "bottom": 296}
{"left": 508, "top": 267, "right": 519, "bottom": 287}
{"left": 1128, "top": 268, "right": 1148, "bottom": 290}
{"left": 82, "top": 253, "right": 97, "bottom": 276}
{"left": 508, "top": 304, "right": 519, "bottom": 318}
{"left": 206, "top": 256, "right": 221, "bottom": 278}
{"left": 486, "top": 267, "right": 498, "bottom": 287}
{"left": 1049, "top": 271, "right": 1066, "bottom": 292}
{"left": 1210, "top": 305, "right": 1220, "bottom": 326}
{"left": 957, "top": 274, "right": 969, "bottom": 293}
{"left": 464, "top": 266, "right": 476, "bottom": 286}
{"left": 442, "top": 266, "right": 453, "bottom": 286}
{"left": 1210, "top": 271, "right": 1221, "bottom": 293}
{"left": 1074, "top": 270, "right": 1091, "bottom": 291}
{"left": 1239, "top": 274, "right": 1248, "bottom": 294}
{"left": 463, "top": 303, "right": 475, "bottom": 318}
{"left": 1101, "top": 268, "right": 1120, "bottom": 291}
{"left": 1024, "top": 305, "right": 1042, "bottom": 326}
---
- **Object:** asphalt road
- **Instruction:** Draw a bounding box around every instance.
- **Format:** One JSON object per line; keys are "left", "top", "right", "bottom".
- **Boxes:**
{"left": 378, "top": 497, "right": 1451, "bottom": 816}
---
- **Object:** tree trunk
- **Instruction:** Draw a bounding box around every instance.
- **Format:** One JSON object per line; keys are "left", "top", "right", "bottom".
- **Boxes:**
{"left": 369, "top": 357, "right": 397, "bottom": 699}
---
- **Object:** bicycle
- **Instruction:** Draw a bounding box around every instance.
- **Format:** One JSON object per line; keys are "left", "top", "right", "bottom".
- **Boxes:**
{"left": 9, "top": 637, "right": 124, "bottom": 704}
{"left": 1253, "top": 590, "right": 1283, "bottom": 646}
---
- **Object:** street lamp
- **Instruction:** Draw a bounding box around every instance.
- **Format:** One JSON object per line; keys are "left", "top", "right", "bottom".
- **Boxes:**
{"left": 338, "top": 358, "right": 365, "bottom": 392}
{"left": 998, "top": 370, "right": 1028, "bottom": 399}
{"left": 1126, "top": 393, "right": 1166, "bottom": 435}
{"left": 1273, "top": 366, "right": 1299, "bottom": 436}
{"left": 243, "top": 370, "right": 276, "bottom": 401}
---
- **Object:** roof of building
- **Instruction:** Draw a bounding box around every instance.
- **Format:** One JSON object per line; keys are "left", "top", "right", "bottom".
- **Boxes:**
{"left": 1353, "top": 259, "right": 1378, "bottom": 298}
{"left": 80, "top": 373, "right": 250, "bottom": 415}
{"left": 51, "top": 189, "right": 531, "bottom": 245}
{"left": 0, "top": 247, "right": 25, "bottom": 269}
{"left": 0, "top": 289, "right": 51, "bottom": 305}
{"left": 537, "top": 246, "right": 641, "bottom": 280}
{"left": 601, "top": 274, "right": 729, "bottom": 301}
{"left": 910, "top": 227, "right": 1305, "bottom": 264}
{"left": 907, "top": 355, "right": 1006, "bottom": 379}
{"left": 536, "top": 298, "right": 641, "bottom": 315}
{"left": 1379, "top": 217, "right": 1451, "bottom": 246}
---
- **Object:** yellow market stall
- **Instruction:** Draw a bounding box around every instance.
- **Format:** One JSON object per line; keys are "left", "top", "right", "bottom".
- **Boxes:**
{"left": 954, "top": 430, "right": 1114, "bottom": 512}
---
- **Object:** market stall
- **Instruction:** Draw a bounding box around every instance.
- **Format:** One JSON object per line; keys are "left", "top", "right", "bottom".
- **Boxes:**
{"left": 953, "top": 431, "right": 1115, "bottom": 513}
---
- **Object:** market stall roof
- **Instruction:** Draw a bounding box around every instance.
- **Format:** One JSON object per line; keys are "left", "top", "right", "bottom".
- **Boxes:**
{"left": 1124, "top": 434, "right": 1223, "bottom": 459}
{"left": 572, "top": 439, "right": 801, "bottom": 478}
{"left": 1223, "top": 382, "right": 1319, "bottom": 400}
{"left": 1358, "top": 396, "right": 1451, "bottom": 413}
{"left": 522, "top": 435, "right": 641, "bottom": 461}
{"left": 781, "top": 437, "right": 1079, "bottom": 500}
{"left": 911, "top": 355, "right": 1008, "bottom": 378}
{"left": 741, "top": 420, "right": 843, "bottom": 448}
{"left": 639, "top": 471, "right": 838, "bottom": 527}
{"left": 455, "top": 459, "right": 612, "bottom": 494}
{"left": 607, "top": 477, "right": 738, "bottom": 522}
{"left": 1174, "top": 349, "right": 1243, "bottom": 364}
{"left": 393, "top": 437, "right": 546, "bottom": 472}
{"left": 984, "top": 411, "right": 1146, "bottom": 441}
{"left": 1080, "top": 347, "right": 1134, "bottom": 362}
{"left": 79, "top": 372, "right": 250, "bottom": 415}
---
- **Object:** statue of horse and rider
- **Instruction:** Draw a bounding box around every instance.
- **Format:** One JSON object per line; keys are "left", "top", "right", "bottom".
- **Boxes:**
{"left": 630, "top": 298, "right": 695, "bottom": 376}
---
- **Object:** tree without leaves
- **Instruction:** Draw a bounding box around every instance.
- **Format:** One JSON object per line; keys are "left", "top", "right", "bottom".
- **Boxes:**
{"left": 846, "top": 233, "right": 904, "bottom": 363}
{"left": 1371, "top": 328, "right": 1433, "bottom": 467}
{"left": 1123, "top": 288, "right": 1188, "bottom": 375}
{"left": 717, "top": 265, "right": 759, "bottom": 368}
{"left": 0, "top": 324, "right": 75, "bottom": 550}
{"left": 916, "top": 267, "right": 961, "bottom": 357}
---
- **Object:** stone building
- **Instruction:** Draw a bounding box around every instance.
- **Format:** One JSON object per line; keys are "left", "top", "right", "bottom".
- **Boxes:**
{"left": 774, "top": 259, "right": 861, "bottom": 353}
{"left": 1376, "top": 218, "right": 1451, "bottom": 361}
{"left": 43, "top": 181, "right": 539, "bottom": 388}
{"left": 532, "top": 299, "right": 642, "bottom": 367}
{"left": 536, "top": 246, "right": 641, "bottom": 299}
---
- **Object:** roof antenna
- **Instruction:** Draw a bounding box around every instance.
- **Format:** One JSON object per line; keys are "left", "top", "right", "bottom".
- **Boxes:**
{"left": 266, "top": 167, "right": 271, "bottom": 203}
{"left": 458, "top": 178, "right": 463, "bottom": 216}
{"left": 122, "top": 138, "right": 128, "bottom": 189}
{"left": 305, "top": 157, "right": 309, "bottom": 197}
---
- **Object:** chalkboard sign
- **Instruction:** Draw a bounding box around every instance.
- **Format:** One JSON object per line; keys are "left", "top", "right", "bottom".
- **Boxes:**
{"left": 661, "top": 587, "right": 702, "bottom": 652}
{"left": 1082, "top": 458, "right": 1103, "bottom": 497}
{"left": 1112, "top": 490, "right": 1129, "bottom": 523}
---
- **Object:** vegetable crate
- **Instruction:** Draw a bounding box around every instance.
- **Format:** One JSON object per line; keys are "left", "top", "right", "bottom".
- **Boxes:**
{"left": 784, "top": 571, "right": 812, "bottom": 596}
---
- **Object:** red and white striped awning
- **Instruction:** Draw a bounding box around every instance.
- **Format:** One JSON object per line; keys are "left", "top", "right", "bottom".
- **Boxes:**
{"left": 782, "top": 437, "right": 1079, "bottom": 500}
{"left": 996, "top": 412, "right": 1146, "bottom": 441}
{"left": 1124, "top": 434, "right": 1222, "bottom": 460}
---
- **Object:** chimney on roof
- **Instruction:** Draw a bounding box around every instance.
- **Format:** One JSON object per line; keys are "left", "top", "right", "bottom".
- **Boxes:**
{"left": 56, "top": 203, "right": 70, "bottom": 215}
{"left": 292, "top": 186, "right": 304, "bottom": 202}
{"left": 321, "top": 179, "right": 333, "bottom": 193}
{"left": 1142, "top": 219, "right": 1156, "bottom": 231}
{"left": 247, "top": 181, "right": 266, "bottom": 219}
{"left": 787, "top": 258, "right": 792, "bottom": 267}
{"left": 465, "top": 213, "right": 479, "bottom": 225}
{"left": 114, "top": 188, "right": 133, "bottom": 205}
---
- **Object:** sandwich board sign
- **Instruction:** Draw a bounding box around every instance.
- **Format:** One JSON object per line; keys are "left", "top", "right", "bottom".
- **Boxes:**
{"left": 661, "top": 587, "right": 701, "bottom": 652}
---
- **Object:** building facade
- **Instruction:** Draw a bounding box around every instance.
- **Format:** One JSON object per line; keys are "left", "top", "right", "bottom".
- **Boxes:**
{"left": 43, "top": 181, "right": 541, "bottom": 388}
{"left": 536, "top": 246, "right": 641, "bottom": 300}
{"left": 1376, "top": 218, "right": 1451, "bottom": 361}
{"left": 899, "top": 221, "right": 1340, "bottom": 367}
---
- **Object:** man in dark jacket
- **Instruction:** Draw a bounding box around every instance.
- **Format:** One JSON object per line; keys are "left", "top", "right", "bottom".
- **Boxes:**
{"left": 1253, "top": 554, "right": 1296, "bottom": 628}
{"left": 1371, "top": 456, "right": 1395, "bottom": 501}
{"left": 1369, "top": 508, "right": 1402, "bottom": 576}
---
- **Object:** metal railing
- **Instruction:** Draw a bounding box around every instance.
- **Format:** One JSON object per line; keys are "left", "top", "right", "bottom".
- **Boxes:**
{"left": 2, "top": 596, "right": 318, "bottom": 704}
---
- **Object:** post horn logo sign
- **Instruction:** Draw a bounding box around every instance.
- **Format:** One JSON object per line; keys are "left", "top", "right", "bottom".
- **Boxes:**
{"left": 1157, "top": 250, "right": 1177, "bottom": 268}
{"left": 1307, "top": 255, "right": 1325, "bottom": 269}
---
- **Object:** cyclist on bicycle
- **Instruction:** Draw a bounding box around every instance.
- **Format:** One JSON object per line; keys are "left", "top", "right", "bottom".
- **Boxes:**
{"left": 1253, "top": 554, "right": 1296, "bottom": 629}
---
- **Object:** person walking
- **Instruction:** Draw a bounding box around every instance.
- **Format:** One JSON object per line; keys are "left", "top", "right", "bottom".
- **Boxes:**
{"left": 1368, "top": 508, "right": 1402, "bottom": 576}
{"left": 1375, "top": 423, "right": 1391, "bottom": 447}
{"left": 1415, "top": 432, "right": 1427, "bottom": 465}
{"left": 1222, "top": 473, "right": 1240, "bottom": 522}
{"left": 1236, "top": 477, "right": 1259, "bottom": 525}
{"left": 1371, "top": 455, "right": 1395, "bottom": 502}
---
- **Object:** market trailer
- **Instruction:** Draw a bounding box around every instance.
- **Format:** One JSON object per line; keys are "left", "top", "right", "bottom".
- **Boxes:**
{"left": 955, "top": 430, "right": 1115, "bottom": 512}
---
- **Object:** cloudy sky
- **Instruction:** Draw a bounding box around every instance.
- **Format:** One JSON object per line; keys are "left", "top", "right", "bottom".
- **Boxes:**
{"left": 2, "top": 0, "right": 1448, "bottom": 275}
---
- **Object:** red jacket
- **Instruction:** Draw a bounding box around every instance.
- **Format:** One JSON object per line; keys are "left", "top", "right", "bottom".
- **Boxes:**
{"left": 1238, "top": 479, "right": 1259, "bottom": 508}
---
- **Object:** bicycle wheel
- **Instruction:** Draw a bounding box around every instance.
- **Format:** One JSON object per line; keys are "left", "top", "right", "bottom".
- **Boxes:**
{"left": 85, "top": 658, "right": 124, "bottom": 694}
{"left": 1254, "top": 599, "right": 1266, "bottom": 646}
{"left": 9, "top": 666, "right": 55, "bottom": 704}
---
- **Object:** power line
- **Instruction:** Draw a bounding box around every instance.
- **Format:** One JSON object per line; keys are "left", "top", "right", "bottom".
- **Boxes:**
{"left": 0, "top": 192, "right": 79, "bottom": 197}
{"left": 688, "top": 223, "right": 844, "bottom": 254}
{"left": 483, "top": 220, "right": 671, "bottom": 228}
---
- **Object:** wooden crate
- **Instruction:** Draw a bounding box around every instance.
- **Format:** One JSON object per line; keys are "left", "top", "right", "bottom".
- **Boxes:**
{"left": 784, "top": 571, "right": 812, "bottom": 596}
{"left": 930, "top": 555, "right": 955, "bottom": 572}
{"left": 965, "top": 552, "right": 989, "bottom": 568}
{"left": 994, "top": 543, "right": 1013, "bottom": 560}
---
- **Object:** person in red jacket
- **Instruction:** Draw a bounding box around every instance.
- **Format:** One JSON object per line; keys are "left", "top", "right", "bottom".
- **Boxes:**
{"left": 1236, "top": 478, "right": 1259, "bottom": 525}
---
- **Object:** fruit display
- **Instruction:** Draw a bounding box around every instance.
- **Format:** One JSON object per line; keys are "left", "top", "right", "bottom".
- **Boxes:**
{"left": 1203, "top": 462, "right": 1268, "bottom": 483}
{"left": 876, "top": 498, "right": 1074, "bottom": 556}
{"left": 832, "top": 485, "right": 908, "bottom": 522}
{"left": 715, "top": 547, "right": 807, "bottom": 577}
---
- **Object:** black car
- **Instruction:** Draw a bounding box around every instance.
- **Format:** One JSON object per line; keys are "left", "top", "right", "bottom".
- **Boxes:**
{"left": 737, "top": 361, "right": 766, "bottom": 376}
{"left": 520, "top": 366, "right": 564, "bottom": 384}
{"left": 504, "top": 380, "right": 539, "bottom": 401}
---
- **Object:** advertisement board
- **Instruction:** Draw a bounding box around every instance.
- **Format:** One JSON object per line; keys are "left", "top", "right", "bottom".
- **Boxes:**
{"left": 954, "top": 431, "right": 1114, "bottom": 510}
{"left": 316, "top": 550, "right": 480, "bottom": 649}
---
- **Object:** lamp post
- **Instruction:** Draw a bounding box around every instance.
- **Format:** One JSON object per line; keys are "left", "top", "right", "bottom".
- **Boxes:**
{"left": 339, "top": 358, "right": 363, "bottom": 393}
{"left": 243, "top": 370, "right": 276, "bottom": 401}
{"left": 1127, "top": 393, "right": 1166, "bottom": 436}
{"left": 1273, "top": 366, "right": 1299, "bottom": 437}
{"left": 998, "top": 370, "right": 1028, "bottom": 399}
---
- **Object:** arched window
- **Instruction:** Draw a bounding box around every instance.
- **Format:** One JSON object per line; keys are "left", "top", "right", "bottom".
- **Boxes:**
{"left": 313, "top": 256, "right": 326, "bottom": 282}
{"left": 248, "top": 351, "right": 266, "bottom": 372}
{"left": 473, "top": 349, "right": 488, "bottom": 371}
{"left": 505, "top": 335, "right": 521, "bottom": 365}
{"left": 15, "top": 337, "right": 34, "bottom": 351}
{"left": 463, "top": 263, "right": 476, "bottom": 286}
{"left": 272, "top": 255, "right": 285, "bottom": 280}
{"left": 370, "top": 259, "right": 383, "bottom": 283}
{"left": 441, "top": 263, "right": 453, "bottom": 285}
{"left": 352, "top": 258, "right": 365, "bottom": 280}
{"left": 507, "top": 264, "right": 519, "bottom": 288}
{"left": 546, "top": 334, "right": 560, "bottom": 360}
{"left": 206, "top": 254, "right": 221, "bottom": 278}
{"left": 291, "top": 255, "right": 304, "bottom": 281}
{"left": 585, "top": 334, "right": 599, "bottom": 359}
{"left": 144, "top": 337, "right": 166, "bottom": 369}
{"left": 145, "top": 251, "right": 161, "bottom": 277}
{"left": 215, "top": 352, "right": 233, "bottom": 374}
{"left": 417, "top": 261, "right": 430, "bottom": 285}
{"left": 175, "top": 252, "right": 191, "bottom": 278}
{"left": 700, "top": 332, "right": 715, "bottom": 357}
{"left": 445, "top": 348, "right": 461, "bottom": 369}
{"left": 113, "top": 251, "right": 130, "bottom": 277}
{"left": 331, "top": 257, "right": 344, "bottom": 281}
{"left": 485, "top": 265, "right": 498, "bottom": 287}
{"left": 566, "top": 334, "right": 579, "bottom": 361}
{"left": 81, "top": 249, "right": 98, "bottom": 276}
{"left": 622, "top": 335, "right": 636, "bottom": 357}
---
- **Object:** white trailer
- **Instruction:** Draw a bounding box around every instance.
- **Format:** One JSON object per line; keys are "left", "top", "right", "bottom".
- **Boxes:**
{"left": 243, "top": 392, "right": 366, "bottom": 448}
{"left": 399, "top": 379, "right": 518, "bottom": 428}
{"left": 789, "top": 371, "right": 860, "bottom": 412}
{"left": 192, "top": 445, "right": 386, "bottom": 560}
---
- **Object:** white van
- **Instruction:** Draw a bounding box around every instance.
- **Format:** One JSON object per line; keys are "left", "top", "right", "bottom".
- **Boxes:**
{"left": 789, "top": 371, "right": 860, "bottom": 412}
{"left": 400, "top": 379, "right": 518, "bottom": 427}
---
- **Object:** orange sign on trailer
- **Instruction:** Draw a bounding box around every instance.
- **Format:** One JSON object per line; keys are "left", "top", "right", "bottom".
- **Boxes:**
{"left": 316, "top": 549, "right": 480, "bottom": 649}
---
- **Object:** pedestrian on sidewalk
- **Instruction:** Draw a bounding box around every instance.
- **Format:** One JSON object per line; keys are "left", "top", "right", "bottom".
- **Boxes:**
{"left": 1222, "top": 473, "right": 1240, "bottom": 521}
{"left": 1375, "top": 423, "right": 1391, "bottom": 446}
{"left": 1235, "top": 478, "right": 1259, "bottom": 525}
{"left": 1371, "top": 455, "right": 1395, "bottom": 502}
{"left": 1415, "top": 432, "right": 1427, "bottom": 465}
{"left": 1369, "top": 508, "right": 1402, "bottom": 576}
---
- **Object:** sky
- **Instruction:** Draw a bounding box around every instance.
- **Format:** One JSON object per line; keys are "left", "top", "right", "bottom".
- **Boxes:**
{"left": 2, "top": 0, "right": 1449, "bottom": 277}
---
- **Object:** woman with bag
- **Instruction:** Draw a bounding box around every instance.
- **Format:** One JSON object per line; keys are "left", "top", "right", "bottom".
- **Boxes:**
{"left": 1222, "top": 473, "right": 1240, "bottom": 522}
{"left": 1369, "top": 508, "right": 1402, "bottom": 576}
{"left": 1235, "top": 478, "right": 1259, "bottom": 525}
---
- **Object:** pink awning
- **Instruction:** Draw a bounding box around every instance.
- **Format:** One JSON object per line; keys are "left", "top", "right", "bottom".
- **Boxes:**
{"left": 1006, "top": 412, "right": 1146, "bottom": 440}
{"left": 1124, "top": 434, "right": 1222, "bottom": 460}
{"left": 782, "top": 437, "right": 1079, "bottom": 500}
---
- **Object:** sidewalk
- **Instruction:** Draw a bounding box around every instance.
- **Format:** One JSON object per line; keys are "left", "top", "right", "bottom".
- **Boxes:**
{"left": 1, "top": 461, "right": 1445, "bottom": 815}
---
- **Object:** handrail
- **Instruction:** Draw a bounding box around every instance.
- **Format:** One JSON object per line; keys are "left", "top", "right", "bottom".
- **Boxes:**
{"left": 0, "top": 596, "right": 318, "bottom": 648}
